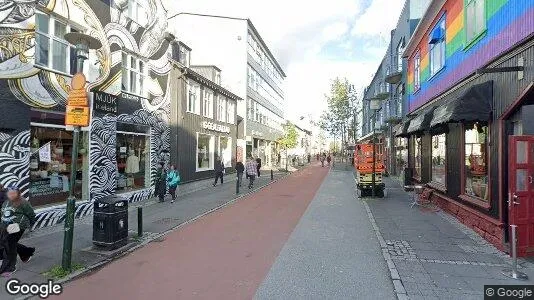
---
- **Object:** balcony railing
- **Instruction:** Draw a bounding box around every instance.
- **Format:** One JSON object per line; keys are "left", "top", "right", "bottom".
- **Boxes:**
{"left": 373, "top": 82, "right": 389, "bottom": 100}
{"left": 385, "top": 56, "right": 403, "bottom": 84}
{"left": 385, "top": 96, "right": 403, "bottom": 123}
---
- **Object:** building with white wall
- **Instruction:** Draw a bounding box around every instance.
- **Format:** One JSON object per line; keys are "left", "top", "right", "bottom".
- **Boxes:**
{"left": 168, "top": 13, "right": 286, "bottom": 167}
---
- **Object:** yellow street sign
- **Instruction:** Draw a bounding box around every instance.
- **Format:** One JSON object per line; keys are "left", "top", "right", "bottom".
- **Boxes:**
{"left": 65, "top": 105, "right": 90, "bottom": 127}
{"left": 67, "top": 73, "right": 88, "bottom": 107}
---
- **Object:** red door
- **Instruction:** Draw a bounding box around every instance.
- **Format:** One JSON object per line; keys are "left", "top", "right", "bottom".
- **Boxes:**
{"left": 509, "top": 136, "right": 534, "bottom": 257}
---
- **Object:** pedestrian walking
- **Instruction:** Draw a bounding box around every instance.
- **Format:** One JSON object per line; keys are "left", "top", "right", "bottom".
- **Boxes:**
{"left": 235, "top": 160, "right": 245, "bottom": 187}
{"left": 246, "top": 156, "right": 258, "bottom": 189}
{"left": 307, "top": 154, "right": 311, "bottom": 163}
{"left": 155, "top": 162, "right": 167, "bottom": 202}
{"left": 255, "top": 157, "right": 262, "bottom": 177}
{"left": 167, "top": 164, "right": 180, "bottom": 204}
{"left": 0, "top": 185, "right": 36, "bottom": 277}
{"left": 213, "top": 156, "right": 225, "bottom": 186}
{"left": 320, "top": 153, "right": 325, "bottom": 167}
{"left": 327, "top": 154, "right": 332, "bottom": 166}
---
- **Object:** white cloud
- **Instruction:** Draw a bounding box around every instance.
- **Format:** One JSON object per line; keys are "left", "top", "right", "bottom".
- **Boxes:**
{"left": 351, "top": 0, "right": 405, "bottom": 42}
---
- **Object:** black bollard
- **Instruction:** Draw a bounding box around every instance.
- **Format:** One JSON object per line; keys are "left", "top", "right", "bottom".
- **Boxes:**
{"left": 137, "top": 207, "right": 143, "bottom": 237}
{"left": 271, "top": 169, "right": 274, "bottom": 181}
{"left": 236, "top": 178, "right": 240, "bottom": 194}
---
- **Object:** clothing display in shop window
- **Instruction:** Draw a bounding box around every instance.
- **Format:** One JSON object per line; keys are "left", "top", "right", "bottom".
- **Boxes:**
{"left": 125, "top": 150, "right": 140, "bottom": 174}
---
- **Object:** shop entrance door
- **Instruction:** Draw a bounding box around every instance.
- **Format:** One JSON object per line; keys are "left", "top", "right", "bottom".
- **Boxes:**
{"left": 508, "top": 135, "right": 534, "bottom": 257}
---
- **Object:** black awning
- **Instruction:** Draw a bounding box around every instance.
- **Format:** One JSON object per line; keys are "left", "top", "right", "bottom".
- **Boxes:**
{"left": 395, "top": 119, "right": 411, "bottom": 137}
{"left": 407, "top": 107, "right": 436, "bottom": 134}
{"left": 430, "top": 80, "right": 493, "bottom": 127}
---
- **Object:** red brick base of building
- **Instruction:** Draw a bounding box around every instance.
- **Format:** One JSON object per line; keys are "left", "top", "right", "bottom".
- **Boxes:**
{"left": 430, "top": 192, "right": 506, "bottom": 252}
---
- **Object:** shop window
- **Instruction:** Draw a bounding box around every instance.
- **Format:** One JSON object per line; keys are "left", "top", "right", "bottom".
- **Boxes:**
{"left": 431, "top": 134, "right": 446, "bottom": 186}
{"left": 35, "top": 12, "right": 77, "bottom": 75}
{"left": 122, "top": 52, "right": 147, "bottom": 97}
{"left": 217, "top": 95, "right": 227, "bottom": 122}
{"left": 187, "top": 81, "right": 200, "bottom": 114}
{"left": 219, "top": 137, "right": 232, "bottom": 168}
{"left": 465, "top": 0, "right": 486, "bottom": 44}
{"left": 429, "top": 16, "right": 446, "bottom": 77}
{"left": 414, "top": 136, "right": 422, "bottom": 179}
{"left": 465, "top": 123, "right": 488, "bottom": 201}
{"left": 203, "top": 89, "right": 213, "bottom": 118}
{"left": 197, "top": 133, "right": 214, "bottom": 171}
{"left": 116, "top": 123, "right": 150, "bottom": 192}
{"left": 29, "top": 124, "right": 85, "bottom": 207}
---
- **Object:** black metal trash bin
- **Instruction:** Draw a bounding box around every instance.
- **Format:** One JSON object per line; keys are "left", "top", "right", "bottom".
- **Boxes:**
{"left": 93, "top": 195, "right": 128, "bottom": 250}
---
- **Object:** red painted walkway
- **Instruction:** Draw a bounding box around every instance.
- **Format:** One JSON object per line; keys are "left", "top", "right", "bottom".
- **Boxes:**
{"left": 55, "top": 164, "right": 328, "bottom": 300}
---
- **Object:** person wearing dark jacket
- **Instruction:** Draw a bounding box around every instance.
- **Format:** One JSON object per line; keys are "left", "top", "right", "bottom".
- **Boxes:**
{"left": 235, "top": 160, "right": 245, "bottom": 187}
{"left": 155, "top": 162, "right": 167, "bottom": 202}
{"left": 0, "top": 185, "right": 36, "bottom": 276}
{"left": 213, "top": 157, "right": 225, "bottom": 186}
{"left": 0, "top": 184, "right": 6, "bottom": 207}
{"left": 255, "top": 157, "right": 262, "bottom": 177}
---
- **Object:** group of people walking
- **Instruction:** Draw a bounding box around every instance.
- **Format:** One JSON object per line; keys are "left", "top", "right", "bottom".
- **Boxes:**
{"left": 154, "top": 155, "right": 264, "bottom": 202}
{"left": 318, "top": 152, "right": 332, "bottom": 167}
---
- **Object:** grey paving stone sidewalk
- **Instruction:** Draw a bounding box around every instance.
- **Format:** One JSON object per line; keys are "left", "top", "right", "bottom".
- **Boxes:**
{"left": 0, "top": 171, "right": 287, "bottom": 300}
{"left": 366, "top": 177, "right": 534, "bottom": 300}
{"left": 255, "top": 168, "right": 396, "bottom": 300}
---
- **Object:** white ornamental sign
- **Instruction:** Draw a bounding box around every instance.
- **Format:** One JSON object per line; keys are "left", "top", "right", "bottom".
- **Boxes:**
{"left": 201, "top": 121, "right": 230, "bottom": 133}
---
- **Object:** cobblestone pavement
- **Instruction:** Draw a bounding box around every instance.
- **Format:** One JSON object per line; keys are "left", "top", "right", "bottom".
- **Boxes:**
{"left": 364, "top": 177, "right": 534, "bottom": 300}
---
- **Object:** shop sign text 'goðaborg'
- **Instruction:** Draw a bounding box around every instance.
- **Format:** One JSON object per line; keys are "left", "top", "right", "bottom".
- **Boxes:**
{"left": 202, "top": 121, "right": 230, "bottom": 133}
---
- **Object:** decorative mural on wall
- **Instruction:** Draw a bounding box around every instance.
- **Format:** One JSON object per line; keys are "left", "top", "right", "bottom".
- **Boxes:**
{"left": 0, "top": 0, "right": 174, "bottom": 228}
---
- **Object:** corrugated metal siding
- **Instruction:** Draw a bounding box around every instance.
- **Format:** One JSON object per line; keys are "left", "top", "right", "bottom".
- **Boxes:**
{"left": 169, "top": 69, "right": 237, "bottom": 183}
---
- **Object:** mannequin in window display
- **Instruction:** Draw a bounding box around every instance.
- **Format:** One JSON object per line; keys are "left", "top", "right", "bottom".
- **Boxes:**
{"left": 125, "top": 149, "right": 140, "bottom": 188}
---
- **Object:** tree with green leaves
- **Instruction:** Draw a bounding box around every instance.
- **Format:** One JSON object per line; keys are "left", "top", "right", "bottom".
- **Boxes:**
{"left": 278, "top": 121, "right": 298, "bottom": 170}
{"left": 319, "top": 77, "right": 359, "bottom": 152}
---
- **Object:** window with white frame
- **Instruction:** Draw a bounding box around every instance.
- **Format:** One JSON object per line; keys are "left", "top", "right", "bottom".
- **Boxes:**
{"left": 429, "top": 17, "right": 446, "bottom": 77}
{"left": 127, "top": 0, "right": 148, "bottom": 26}
{"left": 216, "top": 95, "right": 226, "bottom": 122}
{"left": 465, "top": 0, "right": 486, "bottom": 43}
{"left": 122, "top": 52, "right": 147, "bottom": 97}
{"left": 396, "top": 40, "right": 404, "bottom": 72}
{"left": 414, "top": 52, "right": 421, "bottom": 91}
{"left": 247, "top": 99, "right": 254, "bottom": 120}
{"left": 226, "top": 100, "right": 235, "bottom": 124}
{"left": 35, "top": 12, "right": 77, "bottom": 75}
{"left": 203, "top": 89, "right": 213, "bottom": 118}
{"left": 187, "top": 82, "right": 200, "bottom": 114}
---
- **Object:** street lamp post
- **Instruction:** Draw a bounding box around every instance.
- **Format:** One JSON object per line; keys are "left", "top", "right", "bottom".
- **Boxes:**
{"left": 62, "top": 32, "right": 101, "bottom": 271}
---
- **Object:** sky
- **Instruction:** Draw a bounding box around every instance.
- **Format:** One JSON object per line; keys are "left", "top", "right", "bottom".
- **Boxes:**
{"left": 166, "top": 0, "right": 407, "bottom": 122}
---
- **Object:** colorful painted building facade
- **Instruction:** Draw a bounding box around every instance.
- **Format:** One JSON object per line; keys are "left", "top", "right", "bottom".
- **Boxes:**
{"left": 401, "top": 0, "right": 534, "bottom": 254}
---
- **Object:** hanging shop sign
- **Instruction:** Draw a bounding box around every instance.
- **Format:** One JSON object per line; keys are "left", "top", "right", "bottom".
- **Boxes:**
{"left": 65, "top": 73, "right": 90, "bottom": 127}
{"left": 201, "top": 121, "right": 230, "bottom": 133}
{"left": 94, "top": 91, "right": 118, "bottom": 114}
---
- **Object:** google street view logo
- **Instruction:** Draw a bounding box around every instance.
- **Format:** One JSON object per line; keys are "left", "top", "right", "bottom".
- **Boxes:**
{"left": 5, "top": 279, "right": 63, "bottom": 298}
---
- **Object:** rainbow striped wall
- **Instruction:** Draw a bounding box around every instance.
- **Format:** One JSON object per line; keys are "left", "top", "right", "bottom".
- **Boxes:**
{"left": 406, "top": 0, "right": 534, "bottom": 112}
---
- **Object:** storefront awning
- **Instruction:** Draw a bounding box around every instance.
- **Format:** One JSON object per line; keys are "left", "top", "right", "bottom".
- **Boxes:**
{"left": 430, "top": 80, "right": 493, "bottom": 128}
{"left": 407, "top": 107, "right": 436, "bottom": 134}
{"left": 395, "top": 119, "right": 411, "bottom": 137}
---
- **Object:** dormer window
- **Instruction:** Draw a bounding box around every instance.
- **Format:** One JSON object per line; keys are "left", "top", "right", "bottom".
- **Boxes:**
{"left": 179, "top": 46, "right": 190, "bottom": 67}
{"left": 215, "top": 71, "right": 221, "bottom": 85}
